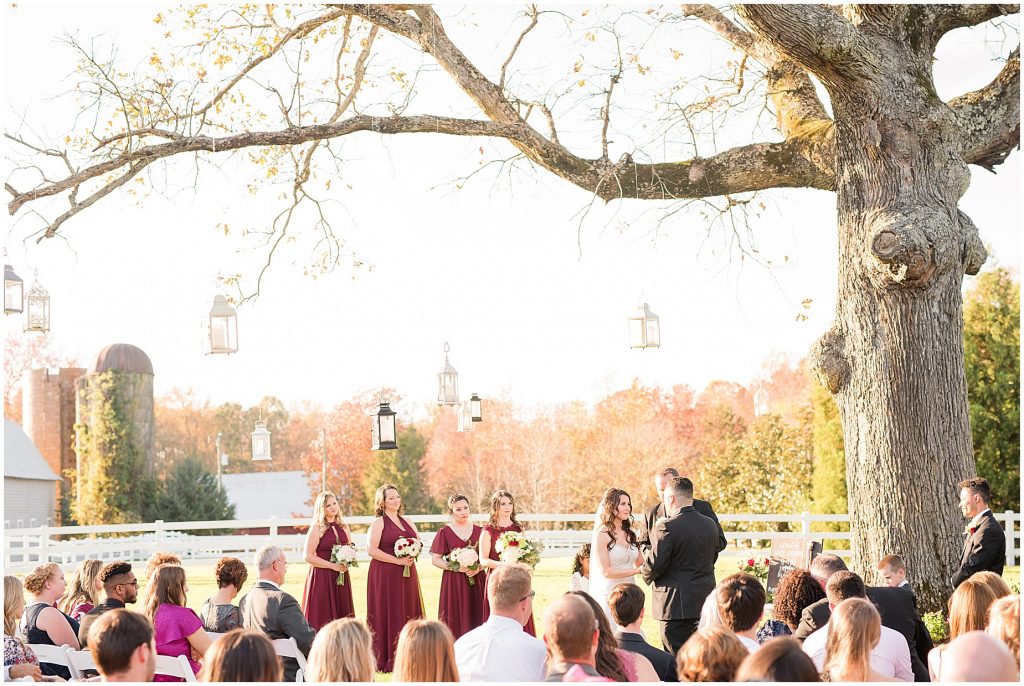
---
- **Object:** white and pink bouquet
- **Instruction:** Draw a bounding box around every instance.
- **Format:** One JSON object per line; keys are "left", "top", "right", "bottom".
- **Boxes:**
{"left": 495, "top": 531, "right": 544, "bottom": 568}
{"left": 394, "top": 537, "right": 423, "bottom": 577}
{"left": 443, "top": 546, "right": 481, "bottom": 585}
{"left": 330, "top": 544, "right": 359, "bottom": 585}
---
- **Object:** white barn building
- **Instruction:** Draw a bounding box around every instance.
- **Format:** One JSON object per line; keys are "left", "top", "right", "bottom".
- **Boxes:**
{"left": 4, "top": 419, "right": 61, "bottom": 528}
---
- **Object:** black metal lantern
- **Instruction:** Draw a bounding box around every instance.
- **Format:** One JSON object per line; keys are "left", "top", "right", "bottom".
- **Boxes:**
{"left": 470, "top": 392, "right": 483, "bottom": 422}
{"left": 372, "top": 396, "right": 398, "bottom": 451}
{"left": 4, "top": 264, "right": 24, "bottom": 315}
{"left": 437, "top": 342, "right": 460, "bottom": 406}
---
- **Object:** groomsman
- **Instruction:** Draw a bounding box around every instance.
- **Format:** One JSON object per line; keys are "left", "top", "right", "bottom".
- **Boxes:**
{"left": 952, "top": 477, "right": 1006, "bottom": 588}
{"left": 639, "top": 467, "right": 726, "bottom": 552}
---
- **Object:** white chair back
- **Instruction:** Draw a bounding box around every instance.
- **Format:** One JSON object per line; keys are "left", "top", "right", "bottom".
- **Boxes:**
{"left": 26, "top": 644, "right": 72, "bottom": 669}
{"left": 154, "top": 654, "right": 197, "bottom": 682}
{"left": 271, "top": 637, "right": 308, "bottom": 682}
{"left": 206, "top": 631, "right": 225, "bottom": 641}
{"left": 65, "top": 648, "right": 97, "bottom": 680}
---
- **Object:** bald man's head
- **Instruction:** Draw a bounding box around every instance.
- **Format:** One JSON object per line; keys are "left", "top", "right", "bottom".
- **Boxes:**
{"left": 543, "top": 594, "right": 598, "bottom": 663}
{"left": 938, "top": 631, "right": 1018, "bottom": 682}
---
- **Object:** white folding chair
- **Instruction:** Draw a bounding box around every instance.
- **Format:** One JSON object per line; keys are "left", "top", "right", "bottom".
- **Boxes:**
{"left": 65, "top": 648, "right": 97, "bottom": 680}
{"left": 154, "top": 654, "right": 197, "bottom": 682}
{"left": 206, "top": 631, "right": 225, "bottom": 641}
{"left": 26, "top": 644, "right": 73, "bottom": 674}
{"left": 271, "top": 637, "right": 308, "bottom": 683}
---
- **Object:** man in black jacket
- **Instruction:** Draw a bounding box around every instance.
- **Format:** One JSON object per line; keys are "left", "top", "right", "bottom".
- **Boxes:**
{"left": 641, "top": 477, "right": 725, "bottom": 653}
{"left": 78, "top": 561, "right": 138, "bottom": 648}
{"left": 878, "top": 554, "right": 934, "bottom": 677}
{"left": 639, "top": 467, "right": 726, "bottom": 553}
{"left": 952, "top": 477, "right": 1006, "bottom": 587}
{"left": 608, "top": 583, "right": 677, "bottom": 681}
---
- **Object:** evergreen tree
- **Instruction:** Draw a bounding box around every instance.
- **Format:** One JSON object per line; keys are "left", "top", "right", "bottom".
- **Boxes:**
{"left": 810, "top": 380, "right": 848, "bottom": 515}
{"left": 153, "top": 458, "right": 236, "bottom": 524}
{"left": 361, "top": 426, "right": 439, "bottom": 516}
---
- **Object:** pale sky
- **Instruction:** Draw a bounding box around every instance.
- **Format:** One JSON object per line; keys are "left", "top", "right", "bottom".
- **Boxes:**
{"left": 2, "top": 4, "right": 1019, "bottom": 421}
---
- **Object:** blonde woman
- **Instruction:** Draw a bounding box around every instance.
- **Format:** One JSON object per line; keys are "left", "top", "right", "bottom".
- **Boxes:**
{"left": 987, "top": 595, "right": 1020, "bottom": 672}
{"left": 59, "top": 559, "right": 104, "bottom": 620}
{"left": 21, "top": 563, "right": 80, "bottom": 679}
{"left": 823, "top": 598, "right": 899, "bottom": 682}
{"left": 306, "top": 618, "right": 376, "bottom": 682}
{"left": 145, "top": 564, "right": 211, "bottom": 681}
{"left": 674, "top": 625, "right": 747, "bottom": 682}
{"left": 4, "top": 576, "right": 42, "bottom": 682}
{"left": 301, "top": 491, "right": 355, "bottom": 630}
{"left": 392, "top": 619, "right": 459, "bottom": 682}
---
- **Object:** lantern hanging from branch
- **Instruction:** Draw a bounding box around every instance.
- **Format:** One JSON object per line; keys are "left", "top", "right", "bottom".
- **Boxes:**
{"left": 437, "top": 341, "right": 460, "bottom": 405}
{"left": 24, "top": 272, "right": 50, "bottom": 333}
{"left": 372, "top": 394, "right": 398, "bottom": 450}
{"left": 628, "top": 302, "right": 660, "bottom": 349}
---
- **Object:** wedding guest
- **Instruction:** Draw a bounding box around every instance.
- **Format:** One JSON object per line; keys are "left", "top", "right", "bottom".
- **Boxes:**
{"left": 239, "top": 545, "right": 315, "bottom": 682}
{"left": 571, "top": 590, "right": 659, "bottom": 681}
{"left": 430, "top": 493, "right": 486, "bottom": 639}
{"left": 972, "top": 569, "right": 1013, "bottom": 598}
{"left": 757, "top": 568, "right": 824, "bottom": 644}
{"left": 200, "top": 557, "right": 248, "bottom": 633}
{"left": 675, "top": 626, "right": 747, "bottom": 682}
{"left": 793, "top": 554, "right": 848, "bottom": 640}
{"left": 393, "top": 619, "right": 460, "bottom": 682}
{"left": 874, "top": 553, "right": 934, "bottom": 675}
{"left": 952, "top": 477, "right": 1005, "bottom": 587}
{"left": 479, "top": 490, "right": 536, "bottom": 635}
{"left": 454, "top": 563, "right": 546, "bottom": 682}
{"left": 301, "top": 491, "right": 355, "bottom": 630}
{"left": 144, "top": 553, "right": 181, "bottom": 584}
{"left": 735, "top": 637, "right": 820, "bottom": 682}
{"left": 543, "top": 594, "right": 603, "bottom": 681}
{"left": 366, "top": 483, "right": 425, "bottom": 672}
{"left": 822, "top": 598, "right": 898, "bottom": 682}
{"left": 88, "top": 609, "right": 157, "bottom": 683}
{"left": 306, "top": 618, "right": 376, "bottom": 682}
{"left": 639, "top": 468, "right": 726, "bottom": 552}
{"left": 986, "top": 595, "right": 1020, "bottom": 671}
{"left": 79, "top": 561, "right": 139, "bottom": 648}
{"left": 144, "top": 564, "right": 210, "bottom": 681}
{"left": 21, "top": 562, "right": 80, "bottom": 678}
{"left": 60, "top": 559, "right": 105, "bottom": 620}
{"left": 590, "top": 488, "right": 643, "bottom": 624}
{"left": 608, "top": 583, "right": 676, "bottom": 681}
{"left": 948, "top": 575, "right": 998, "bottom": 639}
{"left": 877, "top": 554, "right": 909, "bottom": 589}
{"left": 937, "top": 631, "right": 1018, "bottom": 682}
{"left": 716, "top": 572, "right": 765, "bottom": 652}
{"left": 570, "top": 543, "right": 591, "bottom": 593}
{"left": 198, "top": 630, "right": 281, "bottom": 682}
{"left": 4, "top": 576, "right": 42, "bottom": 683}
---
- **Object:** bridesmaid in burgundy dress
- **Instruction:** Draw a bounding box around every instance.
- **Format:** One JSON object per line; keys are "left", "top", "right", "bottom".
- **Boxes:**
{"left": 366, "top": 483, "right": 425, "bottom": 672}
{"left": 429, "top": 493, "right": 486, "bottom": 639}
{"left": 301, "top": 491, "right": 355, "bottom": 630}
{"left": 478, "top": 489, "right": 536, "bottom": 636}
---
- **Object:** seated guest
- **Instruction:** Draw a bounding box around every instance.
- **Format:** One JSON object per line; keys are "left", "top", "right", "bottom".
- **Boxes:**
{"left": 717, "top": 572, "right": 765, "bottom": 652}
{"left": 200, "top": 557, "right": 248, "bottom": 633}
{"left": 4, "top": 575, "right": 42, "bottom": 683}
{"left": 927, "top": 575, "right": 999, "bottom": 679}
{"left": 972, "top": 570, "right": 1013, "bottom": 599}
{"left": 570, "top": 590, "right": 658, "bottom": 681}
{"left": 20, "top": 562, "right": 80, "bottom": 678}
{"left": 306, "top": 618, "right": 376, "bottom": 682}
{"left": 239, "top": 545, "right": 315, "bottom": 682}
{"left": 697, "top": 583, "right": 722, "bottom": 629}
{"left": 735, "top": 636, "right": 820, "bottom": 682}
{"left": 144, "top": 564, "right": 210, "bottom": 681}
{"left": 570, "top": 543, "right": 591, "bottom": 593}
{"left": 59, "top": 559, "right": 105, "bottom": 620}
{"left": 793, "top": 554, "right": 849, "bottom": 640}
{"left": 986, "top": 595, "right": 1020, "bottom": 672}
{"left": 198, "top": 630, "right": 281, "bottom": 682}
{"left": 454, "top": 563, "right": 546, "bottom": 681}
{"left": 757, "top": 568, "right": 825, "bottom": 644}
{"left": 608, "top": 583, "right": 677, "bottom": 681}
{"left": 822, "top": 598, "right": 899, "bottom": 682}
{"left": 79, "top": 561, "right": 139, "bottom": 648}
{"left": 88, "top": 609, "right": 157, "bottom": 683}
{"left": 393, "top": 619, "right": 460, "bottom": 682}
{"left": 542, "top": 594, "right": 604, "bottom": 682}
{"left": 144, "top": 553, "right": 182, "bottom": 584}
{"left": 674, "top": 626, "right": 747, "bottom": 682}
{"left": 937, "top": 631, "right": 1017, "bottom": 682}
{"left": 803, "top": 571, "right": 912, "bottom": 680}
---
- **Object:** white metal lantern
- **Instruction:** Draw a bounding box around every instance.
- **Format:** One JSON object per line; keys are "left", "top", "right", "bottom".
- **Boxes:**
{"left": 4, "top": 264, "right": 24, "bottom": 315}
{"left": 371, "top": 396, "right": 398, "bottom": 450}
{"left": 628, "top": 302, "right": 660, "bottom": 349}
{"left": 753, "top": 385, "right": 770, "bottom": 417}
{"left": 208, "top": 295, "right": 239, "bottom": 355}
{"left": 470, "top": 392, "right": 483, "bottom": 422}
{"left": 437, "top": 341, "right": 460, "bottom": 406}
{"left": 457, "top": 400, "right": 474, "bottom": 432}
{"left": 251, "top": 419, "right": 272, "bottom": 460}
{"left": 24, "top": 273, "right": 50, "bottom": 333}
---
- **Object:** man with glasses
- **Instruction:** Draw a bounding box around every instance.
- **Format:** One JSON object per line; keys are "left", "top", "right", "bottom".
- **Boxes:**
{"left": 78, "top": 561, "right": 139, "bottom": 648}
{"left": 455, "top": 563, "right": 547, "bottom": 681}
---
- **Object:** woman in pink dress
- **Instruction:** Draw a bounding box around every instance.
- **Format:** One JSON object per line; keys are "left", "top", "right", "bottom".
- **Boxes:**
{"left": 366, "top": 483, "right": 425, "bottom": 672}
{"left": 301, "top": 491, "right": 356, "bottom": 630}
{"left": 430, "top": 493, "right": 486, "bottom": 639}
{"left": 478, "top": 490, "right": 536, "bottom": 636}
{"left": 144, "top": 564, "right": 211, "bottom": 682}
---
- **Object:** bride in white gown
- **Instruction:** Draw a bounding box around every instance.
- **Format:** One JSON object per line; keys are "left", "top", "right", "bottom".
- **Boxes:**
{"left": 589, "top": 488, "right": 645, "bottom": 625}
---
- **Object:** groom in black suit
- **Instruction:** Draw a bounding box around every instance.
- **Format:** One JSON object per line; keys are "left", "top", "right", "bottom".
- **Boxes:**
{"left": 641, "top": 477, "right": 725, "bottom": 654}
{"left": 639, "top": 467, "right": 726, "bottom": 552}
{"left": 952, "top": 477, "right": 1005, "bottom": 587}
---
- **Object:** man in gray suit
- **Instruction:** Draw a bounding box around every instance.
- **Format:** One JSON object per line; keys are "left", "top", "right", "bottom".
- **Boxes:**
{"left": 239, "top": 545, "right": 316, "bottom": 681}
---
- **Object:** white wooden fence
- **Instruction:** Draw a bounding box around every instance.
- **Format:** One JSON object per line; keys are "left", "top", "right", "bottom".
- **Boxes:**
{"left": 3, "top": 511, "right": 1019, "bottom": 573}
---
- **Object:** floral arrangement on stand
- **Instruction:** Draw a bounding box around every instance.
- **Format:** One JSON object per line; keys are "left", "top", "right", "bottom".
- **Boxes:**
{"left": 739, "top": 556, "right": 774, "bottom": 603}
{"left": 394, "top": 537, "right": 423, "bottom": 577}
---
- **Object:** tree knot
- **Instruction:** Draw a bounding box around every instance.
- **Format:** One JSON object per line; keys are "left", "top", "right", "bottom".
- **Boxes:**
{"left": 809, "top": 327, "right": 850, "bottom": 394}
{"left": 865, "top": 207, "right": 948, "bottom": 288}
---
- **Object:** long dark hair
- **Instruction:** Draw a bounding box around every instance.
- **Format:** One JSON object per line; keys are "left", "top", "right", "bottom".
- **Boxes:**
{"left": 598, "top": 488, "right": 638, "bottom": 551}
{"left": 488, "top": 490, "right": 520, "bottom": 528}
{"left": 568, "top": 591, "right": 628, "bottom": 681}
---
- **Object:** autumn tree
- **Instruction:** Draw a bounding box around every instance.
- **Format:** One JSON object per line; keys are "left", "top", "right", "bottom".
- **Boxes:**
{"left": 5, "top": 4, "right": 1019, "bottom": 609}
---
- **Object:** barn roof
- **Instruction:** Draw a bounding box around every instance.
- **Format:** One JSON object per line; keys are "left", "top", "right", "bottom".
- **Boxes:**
{"left": 3, "top": 419, "right": 61, "bottom": 481}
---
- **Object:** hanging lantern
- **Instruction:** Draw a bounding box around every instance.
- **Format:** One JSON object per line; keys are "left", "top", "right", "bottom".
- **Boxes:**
{"left": 207, "top": 295, "right": 239, "bottom": 355}
{"left": 371, "top": 395, "right": 398, "bottom": 450}
{"left": 437, "top": 341, "right": 460, "bottom": 406}
{"left": 628, "top": 302, "right": 660, "bottom": 349}
{"left": 4, "top": 264, "right": 24, "bottom": 315}
{"left": 24, "top": 273, "right": 50, "bottom": 333}
{"left": 457, "top": 400, "right": 474, "bottom": 432}
{"left": 753, "top": 385, "right": 770, "bottom": 417}
{"left": 470, "top": 392, "right": 483, "bottom": 422}
{"left": 251, "top": 419, "right": 272, "bottom": 461}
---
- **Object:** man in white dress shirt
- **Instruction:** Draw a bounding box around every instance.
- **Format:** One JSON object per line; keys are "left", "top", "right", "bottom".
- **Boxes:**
{"left": 803, "top": 571, "right": 914, "bottom": 681}
{"left": 454, "top": 563, "right": 547, "bottom": 681}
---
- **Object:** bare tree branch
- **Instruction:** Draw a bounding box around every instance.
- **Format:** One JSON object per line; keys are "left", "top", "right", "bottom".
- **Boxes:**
{"left": 950, "top": 47, "right": 1021, "bottom": 171}
{"left": 499, "top": 5, "right": 539, "bottom": 90}
{"left": 920, "top": 4, "right": 1019, "bottom": 44}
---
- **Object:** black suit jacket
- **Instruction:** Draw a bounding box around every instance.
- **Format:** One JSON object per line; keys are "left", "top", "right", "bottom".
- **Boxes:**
{"left": 952, "top": 510, "right": 1006, "bottom": 587}
{"left": 640, "top": 498, "right": 727, "bottom": 552}
{"left": 615, "top": 631, "right": 677, "bottom": 682}
{"left": 78, "top": 598, "right": 126, "bottom": 647}
{"left": 641, "top": 505, "right": 724, "bottom": 620}
{"left": 239, "top": 581, "right": 316, "bottom": 681}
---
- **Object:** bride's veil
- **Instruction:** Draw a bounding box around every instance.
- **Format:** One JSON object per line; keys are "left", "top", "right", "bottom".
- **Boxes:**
{"left": 589, "top": 496, "right": 611, "bottom": 613}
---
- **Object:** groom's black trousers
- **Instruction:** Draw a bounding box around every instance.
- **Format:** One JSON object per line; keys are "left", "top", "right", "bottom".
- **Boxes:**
{"left": 660, "top": 617, "right": 699, "bottom": 654}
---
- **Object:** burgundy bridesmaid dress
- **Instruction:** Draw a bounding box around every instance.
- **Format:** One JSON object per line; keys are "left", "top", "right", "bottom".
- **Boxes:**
{"left": 367, "top": 515, "right": 425, "bottom": 672}
{"left": 301, "top": 523, "right": 355, "bottom": 630}
{"left": 481, "top": 522, "right": 536, "bottom": 636}
{"left": 430, "top": 524, "right": 486, "bottom": 639}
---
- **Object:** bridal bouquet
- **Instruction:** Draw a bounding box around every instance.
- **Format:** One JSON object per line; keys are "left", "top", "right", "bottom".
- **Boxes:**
{"left": 443, "top": 546, "right": 481, "bottom": 585}
{"left": 394, "top": 537, "right": 423, "bottom": 577}
{"left": 495, "top": 531, "right": 544, "bottom": 568}
{"left": 330, "top": 544, "right": 359, "bottom": 586}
